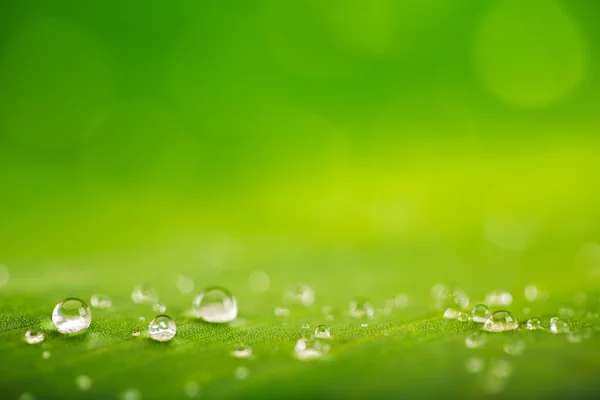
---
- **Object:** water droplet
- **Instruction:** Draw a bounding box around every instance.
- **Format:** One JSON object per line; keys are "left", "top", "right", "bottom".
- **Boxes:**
{"left": 394, "top": 294, "right": 409, "bottom": 308}
{"left": 132, "top": 331, "right": 141, "bottom": 337}
{"left": 42, "top": 351, "right": 51, "bottom": 359}
{"left": 485, "top": 290, "right": 513, "bottom": 306}
{"left": 285, "top": 283, "right": 315, "bottom": 306}
{"left": 231, "top": 344, "right": 253, "bottom": 359}
{"left": 558, "top": 307, "right": 575, "bottom": 318}
{"left": 192, "top": 286, "right": 238, "bottom": 323}
{"left": 550, "top": 317, "right": 569, "bottom": 334}
{"left": 19, "top": 393, "right": 34, "bottom": 400}
{"left": 466, "top": 357, "right": 485, "bottom": 374}
{"left": 483, "top": 310, "right": 518, "bottom": 332}
{"left": 234, "top": 366, "right": 249, "bottom": 380}
{"left": 183, "top": 381, "right": 200, "bottom": 397}
{"left": 567, "top": 332, "right": 582, "bottom": 343}
{"left": 294, "top": 337, "right": 328, "bottom": 361}
{"left": 349, "top": 297, "right": 374, "bottom": 318}
{"left": 248, "top": 270, "right": 270, "bottom": 293}
{"left": 465, "top": 332, "right": 485, "bottom": 349}
{"left": 52, "top": 298, "right": 92, "bottom": 334}
{"left": 90, "top": 294, "right": 112, "bottom": 309}
{"left": 471, "top": 304, "right": 491, "bottom": 323}
{"left": 75, "top": 375, "right": 93, "bottom": 391}
{"left": 315, "top": 325, "right": 331, "bottom": 339}
{"left": 148, "top": 315, "right": 176, "bottom": 342}
{"left": 152, "top": 304, "right": 167, "bottom": 313}
{"left": 526, "top": 317, "right": 541, "bottom": 330}
{"left": 432, "top": 284, "right": 470, "bottom": 310}
{"left": 25, "top": 330, "right": 45, "bottom": 344}
{"left": 274, "top": 306, "right": 290, "bottom": 317}
{"left": 176, "top": 275, "right": 194, "bottom": 294}
{"left": 0, "top": 264, "right": 9, "bottom": 287}
{"left": 503, "top": 339, "right": 525, "bottom": 356}
{"left": 120, "top": 388, "right": 142, "bottom": 400}
{"left": 131, "top": 285, "right": 158, "bottom": 304}
{"left": 443, "top": 308, "right": 459, "bottom": 319}
{"left": 458, "top": 312, "right": 471, "bottom": 322}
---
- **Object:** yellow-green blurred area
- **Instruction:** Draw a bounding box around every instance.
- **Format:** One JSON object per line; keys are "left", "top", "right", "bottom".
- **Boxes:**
{"left": 1, "top": 0, "right": 600, "bottom": 291}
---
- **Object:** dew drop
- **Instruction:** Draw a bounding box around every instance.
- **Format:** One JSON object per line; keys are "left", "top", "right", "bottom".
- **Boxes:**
{"left": 274, "top": 307, "right": 290, "bottom": 317}
{"left": 152, "top": 304, "right": 167, "bottom": 313}
{"left": 24, "top": 330, "right": 45, "bottom": 344}
{"left": 285, "top": 283, "right": 315, "bottom": 306}
{"left": 52, "top": 298, "right": 92, "bottom": 334}
{"left": 231, "top": 344, "right": 253, "bottom": 359}
{"left": 148, "top": 315, "right": 176, "bottom": 342}
{"left": 443, "top": 308, "right": 459, "bottom": 319}
{"left": 550, "top": 317, "right": 569, "bottom": 334}
{"left": 192, "top": 286, "right": 238, "bottom": 323}
{"left": 75, "top": 375, "right": 93, "bottom": 391}
{"left": 131, "top": 285, "right": 158, "bottom": 304}
{"left": 349, "top": 297, "right": 374, "bottom": 318}
{"left": 234, "top": 366, "right": 249, "bottom": 380}
{"left": 483, "top": 310, "right": 518, "bottom": 332}
{"left": 90, "top": 294, "right": 112, "bottom": 309}
{"left": 183, "top": 381, "right": 200, "bottom": 398}
{"left": 526, "top": 317, "right": 541, "bottom": 330}
{"left": 458, "top": 312, "right": 471, "bottom": 322}
{"left": 471, "top": 304, "right": 491, "bottom": 323}
{"left": 485, "top": 290, "right": 513, "bottom": 306}
{"left": 120, "top": 388, "right": 142, "bottom": 400}
{"left": 466, "top": 357, "right": 485, "bottom": 374}
{"left": 465, "top": 332, "right": 485, "bottom": 349}
{"left": 315, "top": 325, "right": 331, "bottom": 339}
{"left": 503, "top": 339, "right": 525, "bottom": 356}
{"left": 176, "top": 275, "right": 194, "bottom": 294}
{"left": 294, "top": 337, "right": 327, "bottom": 361}
{"left": 42, "top": 351, "right": 51, "bottom": 359}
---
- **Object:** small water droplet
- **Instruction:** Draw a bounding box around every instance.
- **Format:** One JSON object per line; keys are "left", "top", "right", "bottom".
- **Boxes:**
{"left": 231, "top": 344, "right": 253, "bottom": 359}
{"left": 75, "top": 375, "right": 93, "bottom": 391}
{"left": 248, "top": 270, "right": 270, "bottom": 294}
{"left": 24, "top": 330, "right": 45, "bottom": 344}
{"left": 458, "top": 312, "right": 471, "bottom": 322}
{"left": 483, "top": 310, "right": 518, "bottom": 332}
{"left": 90, "top": 294, "right": 112, "bottom": 309}
{"left": 0, "top": 264, "right": 9, "bottom": 287}
{"left": 192, "top": 286, "right": 238, "bottom": 323}
{"left": 273, "top": 307, "right": 290, "bottom": 317}
{"left": 349, "top": 297, "right": 374, "bottom": 318}
{"left": 315, "top": 325, "right": 331, "bottom": 339}
{"left": 148, "top": 315, "right": 176, "bottom": 342}
{"left": 294, "top": 337, "right": 327, "bottom": 361}
{"left": 184, "top": 381, "right": 200, "bottom": 397}
{"left": 120, "top": 388, "right": 142, "bottom": 400}
{"left": 466, "top": 357, "right": 485, "bottom": 374}
{"left": 176, "top": 275, "right": 194, "bottom": 294}
{"left": 485, "top": 290, "right": 513, "bottom": 306}
{"left": 131, "top": 285, "right": 158, "bottom": 304}
{"left": 52, "top": 298, "right": 92, "bottom": 334}
{"left": 567, "top": 332, "right": 582, "bottom": 343}
{"left": 394, "top": 294, "right": 409, "bottom": 308}
{"left": 471, "top": 304, "right": 491, "bottom": 323}
{"left": 234, "top": 366, "right": 249, "bottom": 380}
{"left": 503, "top": 339, "right": 525, "bottom": 356}
{"left": 550, "top": 317, "right": 569, "bottom": 334}
{"left": 132, "top": 331, "right": 141, "bottom": 337}
{"left": 526, "top": 317, "right": 541, "bottom": 330}
{"left": 465, "top": 332, "right": 485, "bottom": 349}
{"left": 285, "top": 283, "right": 315, "bottom": 306}
{"left": 152, "top": 304, "right": 167, "bottom": 313}
{"left": 42, "top": 351, "right": 51, "bottom": 359}
{"left": 443, "top": 308, "right": 459, "bottom": 319}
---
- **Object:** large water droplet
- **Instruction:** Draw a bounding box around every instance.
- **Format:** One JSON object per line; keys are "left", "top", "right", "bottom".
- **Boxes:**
{"left": 192, "top": 286, "right": 238, "bottom": 323}
{"left": 131, "top": 285, "right": 158, "bottom": 304}
{"left": 465, "top": 332, "right": 485, "bottom": 349}
{"left": 526, "top": 317, "right": 541, "bottom": 330}
{"left": 25, "top": 330, "right": 45, "bottom": 344}
{"left": 315, "top": 325, "right": 331, "bottom": 339}
{"left": 294, "top": 337, "right": 328, "bottom": 361}
{"left": 483, "top": 310, "right": 518, "bottom": 332}
{"left": 285, "top": 283, "right": 315, "bottom": 306}
{"left": 90, "top": 294, "right": 112, "bottom": 309}
{"left": 549, "top": 317, "right": 569, "bottom": 334}
{"left": 348, "top": 297, "right": 374, "bottom": 318}
{"left": 52, "top": 298, "right": 92, "bottom": 334}
{"left": 231, "top": 344, "right": 253, "bottom": 359}
{"left": 148, "top": 315, "right": 176, "bottom": 342}
{"left": 471, "top": 304, "right": 491, "bottom": 323}
{"left": 75, "top": 375, "right": 93, "bottom": 391}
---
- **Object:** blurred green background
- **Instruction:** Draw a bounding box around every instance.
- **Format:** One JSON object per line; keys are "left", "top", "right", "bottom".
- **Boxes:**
{"left": 1, "top": 0, "right": 600, "bottom": 296}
